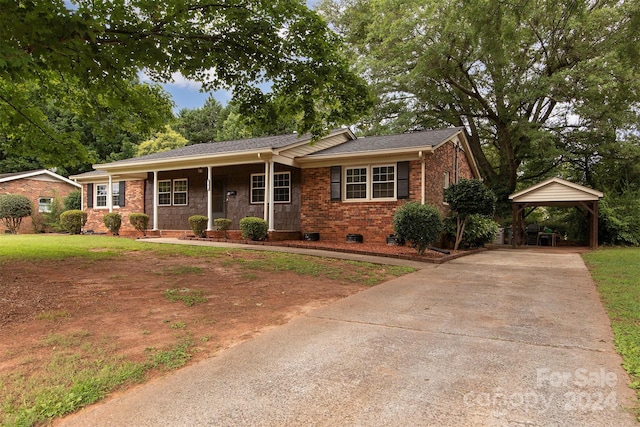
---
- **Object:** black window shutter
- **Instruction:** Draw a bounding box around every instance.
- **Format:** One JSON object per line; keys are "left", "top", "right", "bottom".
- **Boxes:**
{"left": 87, "top": 183, "right": 93, "bottom": 208}
{"left": 397, "top": 161, "right": 409, "bottom": 199}
{"left": 330, "top": 166, "right": 341, "bottom": 201}
{"left": 119, "top": 181, "right": 126, "bottom": 207}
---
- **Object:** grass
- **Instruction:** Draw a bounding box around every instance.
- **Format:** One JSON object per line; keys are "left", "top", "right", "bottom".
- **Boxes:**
{"left": 164, "top": 288, "right": 208, "bottom": 306}
{"left": 0, "top": 233, "right": 417, "bottom": 426}
{"left": 583, "top": 247, "right": 640, "bottom": 417}
{"left": 233, "top": 252, "right": 415, "bottom": 285}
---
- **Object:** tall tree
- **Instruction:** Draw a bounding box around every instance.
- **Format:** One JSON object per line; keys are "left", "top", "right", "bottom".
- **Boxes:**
{"left": 136, "top": 126, "right": 188, "bottom": 156}
{"left": 174, "top": 97, "right": 224, "bottom": 145}
{"left": 319, "top": 0, "right": 640, "bottom": 212}
{"left": 1, "top": 0, "right": 372, "bottom": 166}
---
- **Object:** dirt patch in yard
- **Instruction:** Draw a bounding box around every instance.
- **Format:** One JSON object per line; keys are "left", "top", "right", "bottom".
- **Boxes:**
{"left": 0, "top": 249, "right": 406, "bottom": 396}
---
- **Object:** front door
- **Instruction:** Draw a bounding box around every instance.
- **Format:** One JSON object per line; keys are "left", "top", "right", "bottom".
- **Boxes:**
{"left": 211, "top": 177, "right": 226, "bottom": 219}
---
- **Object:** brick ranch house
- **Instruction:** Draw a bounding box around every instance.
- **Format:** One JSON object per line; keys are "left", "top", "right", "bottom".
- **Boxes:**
{"left": 70, "top": 127, "right": 480, "bottom": 243}
{"left": 0, "top": 169, "right": 81, "bottom": 234}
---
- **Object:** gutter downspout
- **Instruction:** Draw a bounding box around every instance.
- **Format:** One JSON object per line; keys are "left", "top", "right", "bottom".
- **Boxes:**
{"left": 262, "top": 155, "right": 269, "bottom": 223}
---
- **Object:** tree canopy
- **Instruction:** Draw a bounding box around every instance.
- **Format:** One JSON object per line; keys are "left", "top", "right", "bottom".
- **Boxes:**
{"left": 319, "top": 0, "right": 640, "bottom": 213}
{"left": 1, "top": 0, "right": 372, "bottom": 169}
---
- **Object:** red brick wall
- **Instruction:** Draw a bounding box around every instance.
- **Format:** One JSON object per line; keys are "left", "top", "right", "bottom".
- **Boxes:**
{"left": 300, "top": 141, "right": 478, "bottom": 244}
{"left": 83, "top": 180, "right": 145, "bottom": 234}
{"left": 0, "top": 178, "right": 79, "bottom": 234}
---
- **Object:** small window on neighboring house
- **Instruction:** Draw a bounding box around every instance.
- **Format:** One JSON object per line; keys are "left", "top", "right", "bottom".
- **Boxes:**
{"left": 158, "top": 180, "right": 171, "bottom": 206}
{"left": 345, "top": 167, "right": 367, "bottom": 199}
{"left": 372, "top": 165, "right": 395, "bottom": 198}
{"left": 251, "top": 174, "right": 265, "bottom": 203}
{"left": 38, "top": 197, "right": 53, "bottom": 213}
{"left": 173, "top": 179, "right": 188, "bottom": 205}
{"left": 96, "top": 184, "right": 108, "bottom": 207}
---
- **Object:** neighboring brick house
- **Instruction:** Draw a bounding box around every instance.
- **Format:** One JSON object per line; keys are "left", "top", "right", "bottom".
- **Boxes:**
{"left": 0, "top": 169, "right": 81, "bottom": 234}
{"left": 70, "top": 127, "right": 480, "bottom": 242}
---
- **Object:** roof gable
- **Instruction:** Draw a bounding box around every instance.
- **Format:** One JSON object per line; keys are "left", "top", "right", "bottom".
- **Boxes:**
{"left": 307, "top": 127, "right": 465, "bottom": 156}
{"left": 0, "top": 169, "right": 80, "bottom": 188}
{"left": 509, "top": 177, "right": 603, "bottom": 203}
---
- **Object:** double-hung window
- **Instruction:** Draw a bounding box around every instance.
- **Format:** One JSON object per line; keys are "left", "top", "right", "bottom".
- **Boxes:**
{"left": 173, "top": 179, "right": 188, "bottom": 206}
{"left": 250, "top": 172, "right": 291, "bottom": 204}
{"left": 344, "top": 165, "right": 396, "bottom": 201}
{"left": 96, "top": 184, "right": 108, "bottom": 207}
{"left": 158, "top": 180, "right": 172, "bottom": 206}
{"left": 158, "top": 179, "right": 188, "bottom": 206}
{"left": 38, "top": 197, "right": 53, "bottom": 213}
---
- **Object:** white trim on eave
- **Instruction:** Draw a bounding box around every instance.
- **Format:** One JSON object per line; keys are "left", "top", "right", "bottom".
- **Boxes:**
{"left": 0, "top": 169, "right": 81, "bottom": 188}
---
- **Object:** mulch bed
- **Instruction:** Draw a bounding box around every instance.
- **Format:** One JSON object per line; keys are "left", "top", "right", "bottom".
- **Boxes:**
{"left": 181, "top": 236, "right": 487, "bottom": 264}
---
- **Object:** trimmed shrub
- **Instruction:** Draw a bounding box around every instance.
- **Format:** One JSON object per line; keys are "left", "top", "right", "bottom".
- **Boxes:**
{"left": 393, "top": 202, "right": 443, "bottom": 255}
{"left": 60, "top": 210, "right": 87, "bottom": 234}
{"left": 63, "top": 190, "right": 82, "bottom": 210}
{"left": 0, "top": 194, "right": 33, "bottom": 234}
{"left": 103, "top": 212, "right": 122, "bottom": 235}
{"left": 214, "top": 218, "right": 232, "bottom": 238}
{"left": 188, "top": 215, "right": 208, "bottom": 237}
{"left": 129, "top": 213, "right": 150, "bottom": 236}
{"left": 239, "top": 216, "right": 268, "bottom": 241}
{"left": 444, "top": 179, "right": 496, "bottom": 250}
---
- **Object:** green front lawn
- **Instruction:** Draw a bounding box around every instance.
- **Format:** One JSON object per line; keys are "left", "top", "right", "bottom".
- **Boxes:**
{"left": 583, "top": 247, "right": 640, "bottom": 418}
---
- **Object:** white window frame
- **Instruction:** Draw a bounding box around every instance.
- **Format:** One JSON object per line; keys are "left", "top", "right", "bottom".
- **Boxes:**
{"left": 344, "top": 164, "right": 396, "bottom": 201}
{"left": 173, "top": 178, "right": 188, "bottom": 206}
{"left": 38, "top": 197, "right": 53, "bottom": 213}
{"left": 111, "top": 182, "right": 120, "bottom": 208}
{"left": 272, "top": 172, "right": 291, "bottom": 203}
{"left": 251, "top": 172, "right": 291, "bottom": 204}
{"left": 96, "top": 183, "right": 108, "bottom": 208}
{"left": 158, "top": 180, "right": 172, "bottom": 206}
{"left": 371, "top": 165, "right": 395, "bottom": 199}
{"left": 250, "top": 173, "right": 265, "bottom": 204}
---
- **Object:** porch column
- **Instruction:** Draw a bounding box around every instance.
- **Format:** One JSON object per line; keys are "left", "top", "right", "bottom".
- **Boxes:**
{"left": 207, "top": 166, "right": 213, "bottom": 231}
{"left": 152, "top": 171, "right": 158, "bottom": 231}
{"left": 263, "top": 161, "right": 270, "bottom": 223}
{"left": 268, "top": 160, "right": 275, "bottom": 231}
{"left": 107, "top": 175, "right": 113, "bottom": 213}
{"left": 420, "top": 152, "right": 426, "bottom": 204}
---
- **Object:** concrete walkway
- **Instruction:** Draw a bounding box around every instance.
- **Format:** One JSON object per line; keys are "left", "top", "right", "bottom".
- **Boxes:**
{"left": 60, "top": 246, "right": 637, "bottom": 426}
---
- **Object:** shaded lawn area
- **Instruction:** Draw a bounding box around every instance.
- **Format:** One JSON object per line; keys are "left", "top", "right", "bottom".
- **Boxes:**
{"left": 583, "top": 247, "right": 640, "bottom": 419}
{"left": 0, "top": 235, "right": 416, "bottom": 426}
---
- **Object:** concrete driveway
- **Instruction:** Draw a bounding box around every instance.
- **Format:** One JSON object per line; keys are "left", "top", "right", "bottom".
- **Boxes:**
{"left": 60, "top": 247, "right": 637, "bottom": 426}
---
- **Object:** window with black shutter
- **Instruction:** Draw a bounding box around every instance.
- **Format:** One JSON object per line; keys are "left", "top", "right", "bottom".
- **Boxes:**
{"left": 330, "top": 166, "right": 341, "bottom": 200}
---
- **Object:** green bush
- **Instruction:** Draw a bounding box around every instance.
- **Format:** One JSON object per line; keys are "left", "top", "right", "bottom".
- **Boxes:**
{"left": 393, "top": 202, "right": 443, "bottom": 255}
{"left": 103, "top": 212, "right": 122, "bottom": 235}
{"left": 129, "top": 213, "right": 150, "bottom": 236}
{"left": 598, "top": 195, "right": 640, "bottom": 246}
{"left": 44, "top": 197, "right": 65, "bottom": 232}
{"left": 64, "top": 190, "right": 82, "bottom": 210}
{"left": 0, "top": 194, "right": 33, "bottom": 234}
{"left": 444, "top": 179, "right": 496, "bottom": 250}
{"left": 31, "top": 212, "right": 47, "bottom": 233}
{"left": 444, "top": 214, "right": 499, "bottom": 248}
{"left": 214, "top": 218, "right": 232, "bottom": 238}
{"left": 239, "top": 216, "right": 268, "bottom": 241}
{"left": 188, "top": 215, "right": 208, "bottom": 237}
{"left": 59, "top": 210, "right": 87, "bottom": 235}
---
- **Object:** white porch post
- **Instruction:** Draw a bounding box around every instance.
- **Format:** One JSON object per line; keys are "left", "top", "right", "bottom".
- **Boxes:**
{"left": 268, "top": 160, "right": 275, "bottom": 231}
{"left": 107, "top": 175, "right": 113, "bottom": 213}
{"left": 207, "top": 166, "right": 213, "bottom": 231}
{"left": 263, "top": 161, "right": 270, "bottom": 223}
{"left": 420, "top": 152, "right": 426, "bottom": 205}
{"left": 152, "top": 171, "right": 159, "bottom": 231}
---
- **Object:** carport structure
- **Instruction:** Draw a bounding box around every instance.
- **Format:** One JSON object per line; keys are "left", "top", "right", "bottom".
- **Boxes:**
{"left": 509, "top": 177, "right": 604, "bottom": 249}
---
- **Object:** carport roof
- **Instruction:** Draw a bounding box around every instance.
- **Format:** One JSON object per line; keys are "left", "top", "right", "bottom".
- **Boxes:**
{"left": 509, "top": 177, "right": 603, "bottom": 204}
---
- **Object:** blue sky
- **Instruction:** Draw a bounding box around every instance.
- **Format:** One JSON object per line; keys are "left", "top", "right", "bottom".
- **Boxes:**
{"left": 152, "top": 0, "right": 319, "bottom": 114}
